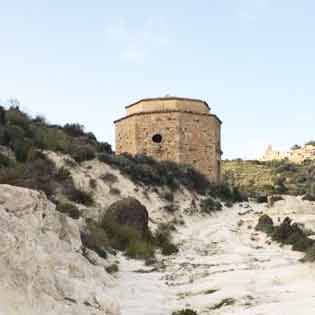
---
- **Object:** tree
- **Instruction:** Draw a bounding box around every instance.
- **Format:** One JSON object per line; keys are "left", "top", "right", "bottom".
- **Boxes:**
{"left": 291, "top": 144, "right": 301, "bottom": 150}
{"left": 305, "top": 140, "right": 315, "bottom": 147}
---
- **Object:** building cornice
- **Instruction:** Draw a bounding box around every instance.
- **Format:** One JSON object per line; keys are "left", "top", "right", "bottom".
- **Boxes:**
{"left": 125, "top": 97, "right": 211, "bottom": 111}
{"left": 114, "top": 110, "right": 222, "bottom": 125}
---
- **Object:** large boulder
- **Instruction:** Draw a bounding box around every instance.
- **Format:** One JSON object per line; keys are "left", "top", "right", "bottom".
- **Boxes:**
{"left": 0, "top": 184, "right": 120, "bottom": 315}
{"left": 104, "top": 197, "right": 149, "bottom": 237}
{"left": 255, "top": 214, "right": 274, "bottom": 233}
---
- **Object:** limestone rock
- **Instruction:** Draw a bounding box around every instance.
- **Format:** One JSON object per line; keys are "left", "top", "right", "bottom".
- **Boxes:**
{"left": 0, "top": 184, "right": 120, "bottom": 315}
{"left": 104, "top": 197, "right": 149, "bottom": 237}
{"left": 255, "top": 214, "right": 274, "bottom": 233}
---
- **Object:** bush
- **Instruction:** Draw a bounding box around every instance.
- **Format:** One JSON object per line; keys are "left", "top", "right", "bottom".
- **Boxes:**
{"left": 55, "top": 167, "right": 71, "bottom": 181}
{"left": 98, "top": 153, "right": 211, "bottom": 195}
{"left": 126, "top": 240, "right": 155, "bottom": 259}
{"left": 109, "top": 187, "right": 121, "bottom": 195}
{"left": 100, "top": 172, "right": 118, "bottom": 183}
{"left": 89, "top": 178, "right": 97, "bottom": 189}
{"left": 257, "top": 216, "right": 315, "bottom": 255}
{"left": 200, "top": 196, "right": 222, "bottom": 214}
{"left": 162, "top": 191, "right": 174, "bottom": 202}
{"left": 102, "top": 214, "right": 142, "bottom": 251}
{"left": 301, "top": 245, "right": 315, "bottom": 263}
{"left": 81, "top": 221, "right": 109, "bottom": 259}
{"left": 172, "top": 310, "right": 198, "bottom": 315}
{"left": 0, "top": 153, "right": 12, "bottom": 168}
{"left": 154, "top": 223, "right": 178, "bottom": 256}
{"left": 106, "top": 263, "right": 119, "bottom": 274}
{"left": 302, "top": 193, "right": 315, "bottom": 201}
{"left": 63, "top": 123, "right": 85, "bottom": 137}
{"left": 210, "top": 298, "right": 236, "bottom": 310}
{"left": 70, "top": 144, "right": 96, "bottom": 163}
{"left": 97, "top": 142, "right": 113, "bottom": 154}
{"left": 56, "top": 202, "right": 81, "bottom": 219}
{"left": 68, "top": 188, "right": 94, "bottom": 206}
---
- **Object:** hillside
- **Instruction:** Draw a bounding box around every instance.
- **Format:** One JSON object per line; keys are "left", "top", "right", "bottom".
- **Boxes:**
{"left": 1, "top": 105, "right": 315, "bottom": 315}
{"left": 223, "top": 159, "right": 315, "bottom": 198}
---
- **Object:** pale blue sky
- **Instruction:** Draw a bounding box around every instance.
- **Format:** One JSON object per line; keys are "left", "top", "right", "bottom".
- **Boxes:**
{"left": 1, "top": 0, "right": 315, "bottom": 159}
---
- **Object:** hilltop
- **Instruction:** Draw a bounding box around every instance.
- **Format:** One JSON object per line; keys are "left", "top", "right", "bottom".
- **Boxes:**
{"left": 223, "top": 159, "right": 315, "bottom": 198}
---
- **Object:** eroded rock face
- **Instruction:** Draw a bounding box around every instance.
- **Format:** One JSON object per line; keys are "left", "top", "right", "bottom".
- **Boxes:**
{"left": 0, "top": 184, "right": 120, "bottom": 315}
{"left": 105, "top": 198, "right": 149, "bottom": 237}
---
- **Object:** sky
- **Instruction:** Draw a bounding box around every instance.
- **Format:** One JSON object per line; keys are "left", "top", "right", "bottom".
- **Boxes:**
{"left": 1, "top": 0, "right": 315, "bottom": 159}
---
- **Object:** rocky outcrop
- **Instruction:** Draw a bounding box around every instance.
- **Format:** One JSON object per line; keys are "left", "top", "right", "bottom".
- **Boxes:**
{"left": 0, "top": 184, "right": 120, "bottom": 315}
{"left": 255, "top": 214, "right": 274, "bottom": 233}
{"left": 104, "top": 198, "right": 149, "bottom": 237}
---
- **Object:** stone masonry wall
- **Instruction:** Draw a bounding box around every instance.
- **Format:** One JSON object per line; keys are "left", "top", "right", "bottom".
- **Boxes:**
{"left": 178, "top": 112, "right": 221, "bottom": 182}
{"left": 115, "top": 110, "right": 221, "bottom": 182}
{"left": 115, "top": 115, "right": 137, "bottom": 155}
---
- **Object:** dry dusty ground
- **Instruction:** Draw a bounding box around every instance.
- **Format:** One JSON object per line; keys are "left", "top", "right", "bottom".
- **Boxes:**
{"left": 114, "top": 197, "right": 315, "bottom": 315}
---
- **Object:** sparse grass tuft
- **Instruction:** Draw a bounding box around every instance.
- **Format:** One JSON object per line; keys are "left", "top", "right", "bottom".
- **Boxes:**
{"left": 172, "top": 309, "right": 198, "bottom": 315}
{"left": 56, "top": 202, "right": 81, "bottom": 219}
{"left": 210, "top": 298, "right": 236, "bottom": 310}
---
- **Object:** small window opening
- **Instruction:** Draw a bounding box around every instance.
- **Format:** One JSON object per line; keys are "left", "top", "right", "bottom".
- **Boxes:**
{"left": 152, "top": 134, "right": 162, "bottom": 143}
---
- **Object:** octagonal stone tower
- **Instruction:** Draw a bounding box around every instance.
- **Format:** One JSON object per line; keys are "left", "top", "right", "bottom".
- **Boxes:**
{"left": 114, "top": 97, "right": 222, "bottom": 183}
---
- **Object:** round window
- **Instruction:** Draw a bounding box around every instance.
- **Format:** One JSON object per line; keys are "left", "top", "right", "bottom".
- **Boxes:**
{"left": 152, "top": 134, "right": 162, "bottom": 143}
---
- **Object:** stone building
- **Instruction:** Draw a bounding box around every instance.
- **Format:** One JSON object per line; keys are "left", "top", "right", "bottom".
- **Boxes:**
{"left": 114, "top": 97, "right": 222, "bottom": 183}
{"left": 261, "top": 144, "right": 315, "bottom": 163}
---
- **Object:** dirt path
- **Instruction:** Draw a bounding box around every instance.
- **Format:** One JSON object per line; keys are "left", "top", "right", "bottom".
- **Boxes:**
{"left": 115, "top": 203, "right": 315, "bottom": 315}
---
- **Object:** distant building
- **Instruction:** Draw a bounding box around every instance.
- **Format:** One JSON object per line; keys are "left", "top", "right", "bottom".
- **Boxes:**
{"left": 261, "top": 143, "right": 315, "bottom": 163}
{"left": 114, "top": 97, "right": 222, "bottom": 182}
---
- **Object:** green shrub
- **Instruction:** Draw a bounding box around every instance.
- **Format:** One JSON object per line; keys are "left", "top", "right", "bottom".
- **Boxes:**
{"left": 301, "top": 245, "right": 315, "bottom": 263}
{"left": 302, "top": 193, "right": 315, "bottom": 201}
{"left": 98, "top": 153, "right": 211, "bottom": 195}
{"left": 172, "top": 309, "right": 198, "bottom": 315}
{"left": 102, "top": 215, "right": 142, "bottom": 251}
{"left": 126, "top": 240, "right": 155, "bottom": 259}
{"left": 100, "top": 172, "right": 118, "bottom": 183}
{"left": 258, "top": 216, "right": 315, "bottom": 255}
{"left": 81, "top": 221, "right": 109, "bottom": 259}
{"left": 70, "top": 144, "right": 96, "bottom": 163}
{"left": 97, "top": 142, "right": 113, "bottom": 154}
{"left": 210, "top": 298, "right": 236, "bottom": 310}
{"left": 0, "top": 106, "right": 5, "bottom": 124}
{"left": 106, "top": 263, "right": 119, "bottom": 274}
{"left": 154, "top": 223, "right": 178, "bottom": 256}
{"left": 109, "top": 187, "right": 121, "bottom": 195}
{"left": 68, "top": 188, "right": 94, "bottom": 206}
{"left": 200, "top": 196, "right": 222, "bottom": 214}
{"left": 162, "top": 191, "right": 174, "bottom": 202}
{"left": 89, "top": 178, "right": 97, "bottom": 189}
{"left": 55, "top": 167, "right": 71, "bottom": 181}
{"left": 63, "top": 123, "right": 85, "bottom": 137}
{"left": 0, "top": 153, "right": 12, "bottom": 168}
{"left": 56, "top": 202, "right": 81, "bottom": 219}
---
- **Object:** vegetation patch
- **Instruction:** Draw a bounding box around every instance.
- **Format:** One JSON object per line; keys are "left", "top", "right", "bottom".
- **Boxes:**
{"left": 210, "top": 298, "right": 236, "bottom": 310}
{"left": 154, "top": 223, "right": 179, "bottom": 256}
{"left": 204, "top": 289, "right": 219, "bottom": 295}
{"left": 81, "top": 220, "right": 109, "bottom": 260}
{"left": 67, "top": 188, "right": 94, "bottom": 206}
{"left": 223, "top": 159, "right": 315, "bottom": 197}
{"left": 172, "top": 309, "right": 198, "bottom": 315}
{"left": 200, "top": 196, "right": 222, "bottom": 214}
{"left": 105, "top": 263, "right": 119, "bottom": 274}
{"left": 256, "top": 215, "right": 315, "bottom": 261}
{"left": 56, "top": 202, "right": 81, "bottom": 220}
